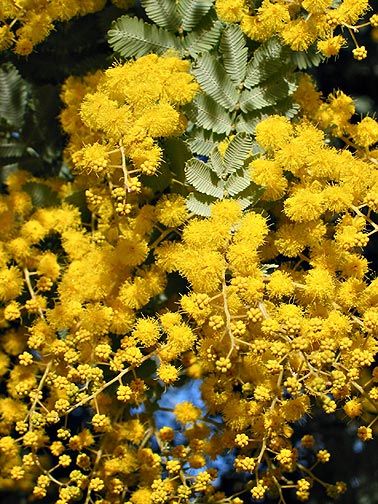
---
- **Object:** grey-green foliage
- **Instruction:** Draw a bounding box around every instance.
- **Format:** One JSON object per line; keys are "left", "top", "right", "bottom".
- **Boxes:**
{"left": 177, "top": 0, "right": 215, "bottom": 32}
{"left": 0, "top": 64, "right": 30, "bottom": 179}
{"left": 220, "top": 24, "right": 248, "bottom": 85}
{"left": 0, "top": 64, "right": 28, "bottom": 129}
{"left": 108, "top": 0, "right": 221, "bottom": 59}
{"left": 292, "top": 46, "right": 324, "bottom": 70}
{"left": 0, "top": 63, "right": 64, "bottom": 180}
{"left": 108, "top": 16, "right": 180, "bottom": 58}
{"left": 185, "top": 129, "right": 225, "bottom": 157}
{"left": 184, "top": 133, "right": 264, "bottom": 216}
{"left": 186, "top": 34, "right": 299, "bottom": 154}
{"left": 192, "top": 52, "right": 240, "bottom": 110}
{"left": 141, "top": 0, "right": 181, "bottom": 31}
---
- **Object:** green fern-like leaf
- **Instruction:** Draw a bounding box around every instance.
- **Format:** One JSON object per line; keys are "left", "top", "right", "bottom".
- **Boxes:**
{"left": 244, "top": 39, "right": 292, "bottom": 88}
{"left": 184, "top": 137, "right": 263, "bottom": 214}
{"left": 0, "top": 64, "right": 28, "bottom": 129}
{"left": 185, "top": 158, "right": 224, "bottom": 198}
{"left": 141, "top": 0, "right": 181, "bottom": 30}
{"left": 186, "top": 192, "right": 215, "bottom": 217}
{"left": 223, "top": 133, "right": 255, "bottom": 174}
{"left": 238, "top": 195, "right": 260, "bottom": 211}
{"left": 185, "top": 128, "right": 225, "bottom": 156}
{"left": 192, "top": 53, "right": 239, "bottom": 111}
{"left": 183, "top": 17, "right": 222, "bottom": 57}
{"left": 273, "top": 97, "right": 301, "bottom": 118}
{"left": 239, "top": 87, "right": 272, "bottom": 112}
{"left": 292, "top": 46, "right": 324, "bottom": 69}
{"left": 108, "top": 16, "right": 179, "bottom": 58}
{"left": 244, "top": 58, "right": 290, "bottom": 89}
{"left": 187, "top": 94, "right": 233, "bottom": 135}
{"left": 239, "top": 74, "right": 298, "bottom": 113}
{"left": 177, "top": 0, "right": 214, "bottom": 32}
{"left": 235, "top": 112, "right": 262, "bottom": 134}
{"left": 0, "top": 141, "right": 26, "bottom": 158}
{"left": 254, "top": 37, "right": 286, "bottom": 62}
{"left": 236, "top": 181, "right": 265, "bottom": 210}
{"left": 220, "top": 24, "right": 248, "bottom": 84}
{"left": 225, "top": 170, "right": 251, "bottom": 197}
{"left": 209, "top": 147, "right": 225, "bottom": 177}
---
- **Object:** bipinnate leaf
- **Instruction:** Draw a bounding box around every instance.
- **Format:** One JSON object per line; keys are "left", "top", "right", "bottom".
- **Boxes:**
{"left": 183, "top": 17, "right": 222, "bottom": 57}
{"left": 225, "top": 170, "right": 251, "bottom": 197}
{"left": 186, "top": 192, "right": 214, "bottom": 217}
{"left": 108, "top": 16, "right": 179, "bottom": 58}
{"left": 177, "top": 0, "right": 214, "bottom": 32}
{"left": 220, "top": 24, "right": 248, "bottom": 84}
{"left": 191, "top": 53, "right": 239, "bottom": 111}
{"left": 141, "top": 0, "right": 181, "bottom": 31}
{"left": 223, "top": 133, "right": 254, "bottom": 174}
{"left": 0, "top": 64, "right": 28, "bottom": 129}
{"left": 185, "top": 128, "right": 225, "bottom": 156}
{"left": 187, "top": 94, "right": 233, "bottom": 135}
{"left": 185, "top": 158, "right": 224, "bottom": 198}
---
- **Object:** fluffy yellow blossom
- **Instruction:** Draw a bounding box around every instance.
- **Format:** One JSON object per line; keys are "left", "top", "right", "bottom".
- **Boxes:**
{"left": 174, "top": 402, "right": 201, "bottom": 424}
{"left": 354, "top": 117, "right": 378, "bottom": 147}
{"left": 155, "top": 194, "right": 188, "bottom": 227}
{"left": 233, "top": 0, "right": 370, "bottom": 57}
{"left": 343, "top": 399, "right": 363, "bottom": 418}
{"left": 249, "top": 158, "right": 288, "bottom": 200}
{"left": 72, "top": 143, "right": 110, "bottom": 176}
{"left": 157, "top": 363, "right": 179, "bottom": 384}
{"left": 0, "top": 267, "right": 24, "bottom": 301}
{"left": 284, "top": 186, "right": 324, "bottom": 222}
{"left": 132, "top": 318, "right": 160, "bottom": 347}
{"left": 267, "top": 270, "right": 295, "bottom": 299}
{"left": 215, "top": 0, "right": 248, "bottom": 23}
{"left": 317, "top": 35, "right": 346, "bottom": 57}
{"left": 255, "top": 115, "right": 293, "bottom": 151}
{"left": 61, "top": 54, "right": 198, "bottom": 185}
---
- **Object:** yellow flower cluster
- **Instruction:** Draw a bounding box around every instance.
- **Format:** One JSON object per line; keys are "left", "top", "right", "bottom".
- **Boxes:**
{"left": 0, "top": 108, "right": 377, "bottom": 502}
{"left": 154, "top": 116, "right": 378, "bottom": 499}
{"left": 0, "top": 0, "right": 134, "bottom": 55}
{"left": 294, "top": 74, "right": 378, "bottom": 155}
{"left": 60, "top": 53, "right": 198, "bottom": 191}
{"left": 0, "top": 165, "right": 202, "bottom": 501}
{"left": 215, "top": 0, "right": 375, "bottom": 58}
{"left": 0, "top": 51, "right": 195, "bottom": 495}
{"left": 0, "top": 5, "right": 377, "bottom": 499}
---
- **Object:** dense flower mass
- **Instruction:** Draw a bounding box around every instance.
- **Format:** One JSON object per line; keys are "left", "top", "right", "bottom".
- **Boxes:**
{"left": 0, "top": 0, "right": 377, "bottom": 503}
{"left": 215, "top": 0, "right": 375, "bottom": 58}
{"left": 0, "top": 110, "right": 377, "bottom": 502}
{"left": 61, "top": 54, "right": 199, "bottom": 184}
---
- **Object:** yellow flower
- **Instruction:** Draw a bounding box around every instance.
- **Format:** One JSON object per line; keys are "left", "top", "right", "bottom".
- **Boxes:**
{"left": 215, "top": 0, "right": 248, "bottom": 23}
{"left": 317, "top": 35, "right": 346, "bottom": 57}
{"left": 155, "top": 194, "right": 188, "bottom": 227}
{"left": 354, "top": 117, "right": 378, "bottom": 147}
{"left": 174, "top": 402, "right": 201, "bottom": 424}
{"left": 255, "top": 115, "right": 293, "bottom": 151}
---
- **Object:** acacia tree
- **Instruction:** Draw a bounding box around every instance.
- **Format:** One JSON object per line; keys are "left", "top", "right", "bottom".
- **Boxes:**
{"left": 0, "top": 1, "right": 377, "bottom": 503}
